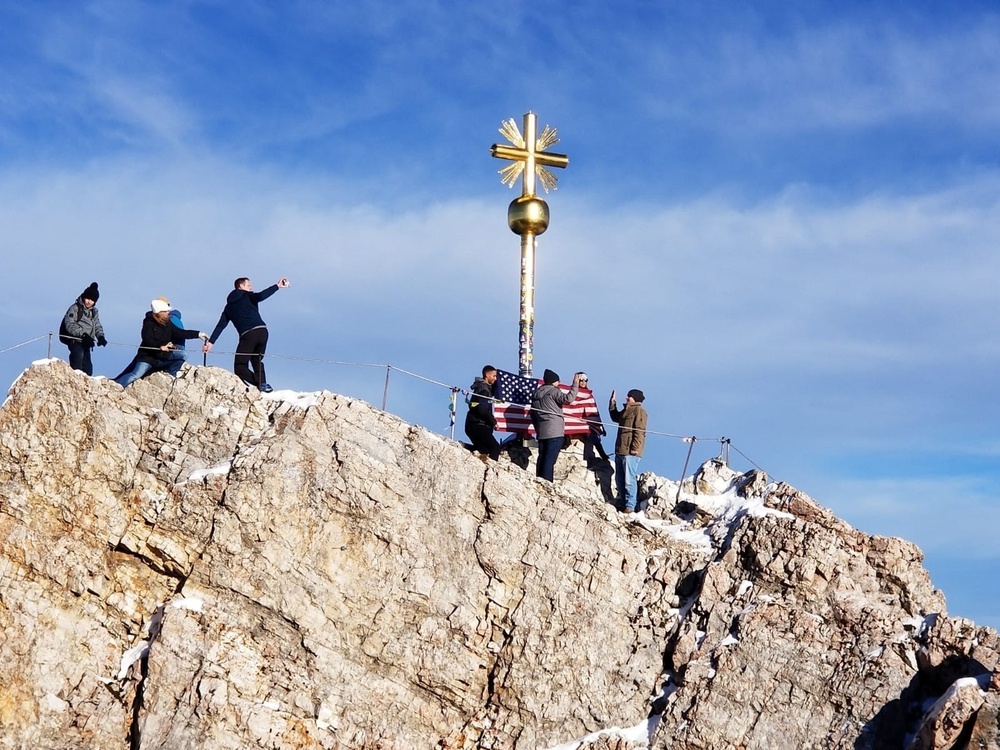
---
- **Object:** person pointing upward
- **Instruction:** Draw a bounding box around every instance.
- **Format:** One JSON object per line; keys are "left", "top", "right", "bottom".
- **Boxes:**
{"left": 203, "top": 276, "right": 290, "bottom": 393}
{"left": 609, "top": 388, "right": 648, "bottom": 513}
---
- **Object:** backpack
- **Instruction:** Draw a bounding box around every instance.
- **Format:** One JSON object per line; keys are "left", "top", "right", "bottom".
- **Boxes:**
{"left": 59, "top": 303, "right": 84, "bottom": 346}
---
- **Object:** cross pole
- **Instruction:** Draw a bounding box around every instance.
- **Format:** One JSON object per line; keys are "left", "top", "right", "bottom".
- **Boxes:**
{"left": 490, "top": 112, "right": 569, "bottom": 377}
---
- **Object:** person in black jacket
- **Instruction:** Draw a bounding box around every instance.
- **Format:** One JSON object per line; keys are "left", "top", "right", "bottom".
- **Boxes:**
{"left": 114, "top": 299, "right": 208, "bottom": 387}
{"left": 577, "top": 372, "right": 610, "bottom": 463}
{"left": 465, "top": 365, "right": 501, "bottom": 460}
{"left": 203, "top": 276, "right": 290, "bottom": 393}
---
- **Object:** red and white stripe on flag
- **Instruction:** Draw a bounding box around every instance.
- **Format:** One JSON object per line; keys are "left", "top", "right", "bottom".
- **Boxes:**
{"left": 494, "top": 384, "right": 598, "bottom": 437}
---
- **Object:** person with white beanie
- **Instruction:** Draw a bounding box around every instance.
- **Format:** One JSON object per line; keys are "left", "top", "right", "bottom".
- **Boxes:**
{"left": 114, "top": 298, "right": 209, "bottom": 387}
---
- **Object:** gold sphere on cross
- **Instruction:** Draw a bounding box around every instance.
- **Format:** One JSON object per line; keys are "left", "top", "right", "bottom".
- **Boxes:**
{"left": 507, "top": 195, "right": 549, "bottom": 236}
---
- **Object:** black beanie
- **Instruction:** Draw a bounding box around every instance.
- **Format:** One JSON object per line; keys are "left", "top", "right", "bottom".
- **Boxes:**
{"left": 627, "top": 388, "right": 645, "bottom": 403}
{"left": 543, "top": 368, "right": 559, "bottom": 385}
{"left": 81, "top": 282, "right": 100, "bottom": 303}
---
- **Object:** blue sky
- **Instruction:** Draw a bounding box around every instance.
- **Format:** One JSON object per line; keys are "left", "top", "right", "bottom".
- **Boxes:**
{"left": 2, "top": 1, "right": 999, "bottom": 626}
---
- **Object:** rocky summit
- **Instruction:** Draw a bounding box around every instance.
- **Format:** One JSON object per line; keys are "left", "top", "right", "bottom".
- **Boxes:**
{"left": 0, "top": 359, "right": 998, "bottom": 750}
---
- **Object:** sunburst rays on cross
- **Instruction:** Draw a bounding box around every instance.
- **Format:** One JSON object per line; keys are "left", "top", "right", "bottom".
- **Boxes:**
{"left": 494, "top": 117, "right": 565, "bottom": 194}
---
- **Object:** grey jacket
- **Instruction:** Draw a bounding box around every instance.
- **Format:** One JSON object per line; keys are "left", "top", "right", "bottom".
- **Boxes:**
{"left": 60, "top": 298, "right": 105, "bottom": 345}
{"left": 530, "top": 382, "right": 579, "bottom": 440}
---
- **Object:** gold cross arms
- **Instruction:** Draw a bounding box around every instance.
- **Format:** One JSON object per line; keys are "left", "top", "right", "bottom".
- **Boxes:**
{"left": 490, "top": 113, "right": 569, "bottom": 197}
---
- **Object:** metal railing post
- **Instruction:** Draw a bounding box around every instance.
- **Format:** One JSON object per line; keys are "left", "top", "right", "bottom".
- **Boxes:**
{"left": 676, "top": 436, "right": 697, "bottom": 502}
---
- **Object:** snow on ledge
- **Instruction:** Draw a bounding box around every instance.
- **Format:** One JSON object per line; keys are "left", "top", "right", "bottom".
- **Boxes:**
{"left": 261, "top": 389, "right": 322, "bottom": 408}
{"left": 117, "top": 640, "right": 149, "bottom": 680}
{"left": 546, "top": 713, "right": 661, "bottom": 750}
{"left": 921, "top": 675, "right": 990, "bottom": 726}
{"left": 185, "top": 461, "right": 233, "bottom": 483}
{"left": 634, "top": 482, "right": 794, "bottom": 552}
{"left": 170, "top": 596, "right": 204, "bottom": 612}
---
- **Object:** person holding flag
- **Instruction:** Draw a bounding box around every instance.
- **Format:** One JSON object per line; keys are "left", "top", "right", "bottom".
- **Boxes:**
{"left": 530, "top": 369, "right": 581, "bottom": 481}
{"left": 577, "top": 372, "right": 611, "bottom": 463}
{"left": 465, "top": 365, "right": 501, "bottom": 461}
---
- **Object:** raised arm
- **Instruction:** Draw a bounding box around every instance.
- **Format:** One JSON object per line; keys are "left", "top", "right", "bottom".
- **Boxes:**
{"left": 251, "top": 279, "right": 286, "bottom": 304}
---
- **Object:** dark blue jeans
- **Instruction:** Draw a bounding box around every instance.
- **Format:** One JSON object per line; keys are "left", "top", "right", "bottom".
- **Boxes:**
{"left": 114, "top": 357, "right": 184, "bottom": 387}
{"left": 66, "top": 342, "right": 93, "bottom": 375}
{"left": 536, "top": 437, "right": 563, "bottom": 481}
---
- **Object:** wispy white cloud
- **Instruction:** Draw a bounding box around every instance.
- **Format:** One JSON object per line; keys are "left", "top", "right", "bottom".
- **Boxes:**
{"left": 636, "top": 13, "right": 1000, "bottom": 133}
{"left": 549, "top": 178, "right": 1000, "bottom": 370}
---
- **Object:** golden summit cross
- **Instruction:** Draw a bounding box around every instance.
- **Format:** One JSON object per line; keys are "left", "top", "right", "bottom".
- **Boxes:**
{"left": 489, "top": 112, "right": 569, "bottom": 377}
{"left": 490, "top": 114, "right": 569, "bottom": 198}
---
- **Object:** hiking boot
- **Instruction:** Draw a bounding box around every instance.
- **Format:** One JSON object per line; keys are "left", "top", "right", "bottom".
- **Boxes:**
{"left": 259, "top": 383, "right": 274, "bottom": 393}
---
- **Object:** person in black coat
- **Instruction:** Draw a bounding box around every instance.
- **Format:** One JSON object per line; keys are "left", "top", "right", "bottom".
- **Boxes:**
{"left": 202, "top": 276, "right": 290, "bottom": 393}
{"left": 114, "top": 299, "right": 208, "bottom": 387}
{"left": 577, "top": 372, "right": 610, "bottom": 463}
{"left": 465, "top": 365, "right": 501, "bottom": 461}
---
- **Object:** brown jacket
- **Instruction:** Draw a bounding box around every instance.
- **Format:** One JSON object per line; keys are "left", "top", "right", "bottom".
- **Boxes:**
{"left": 608, "top": 400, "right": 647, "bottom": 456}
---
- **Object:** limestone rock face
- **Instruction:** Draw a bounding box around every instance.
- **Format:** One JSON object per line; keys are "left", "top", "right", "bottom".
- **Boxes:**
{"left": 0, "top": 361, "right": 997, "bottom": 749}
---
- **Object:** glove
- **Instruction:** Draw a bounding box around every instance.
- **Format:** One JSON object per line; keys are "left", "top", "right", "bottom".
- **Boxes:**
{"left": 198, "top": 332, "right": 210, "bottom": 341}
{"left": 81, "top": 335, "right": 94, "bottom": 348}
{"left": 97, "top": 335, "right": 108, "bottom": 347}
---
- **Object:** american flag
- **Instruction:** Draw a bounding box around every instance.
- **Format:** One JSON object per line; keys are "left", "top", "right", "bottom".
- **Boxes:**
{"left": 492, "top": 369, "right": 599, "bottom": 436}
